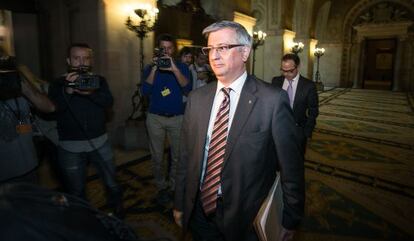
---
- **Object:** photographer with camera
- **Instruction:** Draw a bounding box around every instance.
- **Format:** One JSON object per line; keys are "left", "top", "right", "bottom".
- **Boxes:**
{"left": 141, "top": 34, "right": 192, "bottom": 205}
{"left": 48, "top": 43, "right": 122, "bottom": 216}
{"left": 0, "top": 46, "right": 55, "bottom": 184}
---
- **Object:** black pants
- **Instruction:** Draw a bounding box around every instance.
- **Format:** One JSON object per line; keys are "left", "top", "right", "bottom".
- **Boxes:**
{"left": 189, "top": 195, "right": 260, "bottom": 241}
{"left": 189, "top": 195, "right": 225, "bottom": 241}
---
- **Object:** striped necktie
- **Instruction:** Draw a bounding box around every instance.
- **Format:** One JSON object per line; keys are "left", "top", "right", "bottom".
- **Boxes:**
{"left": 287, "top": 80, "right": 294, "bottom": 108}
{"left": 200, "top": 87, "right": 231, "bottom": 215}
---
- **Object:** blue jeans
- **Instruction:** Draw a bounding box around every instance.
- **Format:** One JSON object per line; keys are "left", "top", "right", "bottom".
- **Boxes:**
{"left": 57, "top": 141, "right": 121, "bottom": 207}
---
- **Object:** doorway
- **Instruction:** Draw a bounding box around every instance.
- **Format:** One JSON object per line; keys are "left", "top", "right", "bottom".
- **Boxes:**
{"left": 363, "top": 39, "right": 396, "bottom": 90}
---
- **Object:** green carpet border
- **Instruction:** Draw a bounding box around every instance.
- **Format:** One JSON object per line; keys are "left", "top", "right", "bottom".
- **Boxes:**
{"left": 318, "top": 112, "right": 414, "bottom": 129}
{"left": 313, "top": 128, "right": 412, "bottom": 150}
{"left": 305, "top": 159, "right": 414, "bottom": 199}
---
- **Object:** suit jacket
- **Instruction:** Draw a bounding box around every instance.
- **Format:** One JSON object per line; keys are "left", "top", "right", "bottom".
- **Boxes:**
{"left": 174, "top": 75, "right": 305, "bottom": 241}
{"left": 271, "top": 75, "right": 319, "bottom": 138}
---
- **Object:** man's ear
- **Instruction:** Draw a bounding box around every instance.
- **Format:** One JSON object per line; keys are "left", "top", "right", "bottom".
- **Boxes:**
{"left": 66, "top": 58, "right": 70, "bottom": 66}
{"left": 241, "top": 46, "right": 251, "bottom": 62}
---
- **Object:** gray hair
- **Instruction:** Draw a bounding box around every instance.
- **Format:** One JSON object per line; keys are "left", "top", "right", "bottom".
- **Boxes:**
{"left": 202, "top": 21, "right": 252, "bottom": 47}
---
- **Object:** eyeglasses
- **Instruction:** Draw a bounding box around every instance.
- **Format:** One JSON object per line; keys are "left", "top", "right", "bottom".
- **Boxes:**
{"left": 201, "top": 44, "right": 245, "bottom": 55}
{"left": 280, "top": 67, "right": 297, "bottom": 74}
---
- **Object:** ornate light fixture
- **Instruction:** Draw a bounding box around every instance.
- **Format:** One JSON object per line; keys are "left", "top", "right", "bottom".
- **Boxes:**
{"left": 291, "top": 42, "right": 304, "bottom": 55}
{"left": 314, "top": 47, "right": 325, "bottom": 90}
{"left": 125, "top": 5, "right": 159, "bottom": 120}
{"left": 252, "top": 30, "right": 267, "bottom": 75}
{"left": 125, "top": 7, "right": 159, "bottom": 40}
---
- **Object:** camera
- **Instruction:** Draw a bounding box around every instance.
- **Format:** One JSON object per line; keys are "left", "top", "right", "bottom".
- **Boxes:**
{"left": 0, "top": 56, "right": 22, "bottom": 100}
{"left": 65, "top": 65, "right": 100, "bottom": 90}
{"left": 154, "top": 48, "right": 171, "bottom": 69}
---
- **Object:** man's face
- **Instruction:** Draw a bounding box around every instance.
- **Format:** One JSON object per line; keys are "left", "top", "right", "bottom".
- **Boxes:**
{"left": 207, "top": 28, "right": 250, "bottom": 85}
{"left": 67, "top": 47, "right": 92, "bottom": 67}
{"left": 181, "top": 53, "right": 193, "bottom": 65}
{"left": 281, "top": 59, "right": 299, "bottom": 81}
{"left": 195, "top": 54, "right": 208, "bottom": 66}
{"left": 159, "top": 40, "right": 175, "bottom": 57}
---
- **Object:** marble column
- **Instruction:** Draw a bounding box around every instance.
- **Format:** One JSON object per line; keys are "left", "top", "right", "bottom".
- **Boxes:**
{"left": 294, "top": 37, "right": 313, "bottom": 79}
{"left": 352, "top": 37, "right": 364, "bottom": 88}
{"left": 392, "top": 36, "right": 405, "bottom": 91}
{"left": 262, "top": 30, "right": 285, "bottom": 83}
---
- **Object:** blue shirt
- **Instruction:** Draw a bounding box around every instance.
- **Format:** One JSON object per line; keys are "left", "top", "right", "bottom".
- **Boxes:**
{"left": 141, "top": 62, "right": 192, "bottom": 115}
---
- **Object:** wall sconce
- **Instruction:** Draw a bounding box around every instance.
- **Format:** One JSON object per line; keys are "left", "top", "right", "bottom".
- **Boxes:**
{"left": 314, "top": 47, "right": 325, "bottom": 58}
{"left": 125, "top": 5, "right": 159, "bottom": 120}
{"left": 125, "top": 6, "right": 159, "bottom": 39}
{"left": 291, "top": 42, "right": 304, "bottom": 55}
{"left": 314, "top": 47, "right": 325, "bottom": 90}
{"left": 252, "top": 30, "right": 267, "bottom": 75}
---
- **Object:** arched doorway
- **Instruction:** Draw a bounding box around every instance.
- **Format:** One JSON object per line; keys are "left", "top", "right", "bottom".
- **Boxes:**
{"left": 362, "top": 38, "right": 396, "bottom": 90}
{"left": 341, "top": 0, "right": 414, "bottom": 91}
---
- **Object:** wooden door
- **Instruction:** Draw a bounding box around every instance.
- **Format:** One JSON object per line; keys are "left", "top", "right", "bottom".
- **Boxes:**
{"left": 363, "top": 39, "right": 396, "bottom": 90}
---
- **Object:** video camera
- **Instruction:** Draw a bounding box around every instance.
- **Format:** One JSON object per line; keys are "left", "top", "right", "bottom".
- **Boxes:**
{"left": 154, "top": 48, "right": 171, "bottom": 69}
{"left": 65, "top": 65, "right": 100, "bottom": 90}
{"left": 0, "top": 56, "right": 22, "bottom": 100}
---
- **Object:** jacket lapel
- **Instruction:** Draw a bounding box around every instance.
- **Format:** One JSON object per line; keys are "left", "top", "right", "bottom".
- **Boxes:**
{"left": 224, "top": 76, "right": 257, "bottom": 162}
{"left": 198, "top": 82, "right": 217, "bottom": 138}
{"left": 293, "top": 76, "right": 304, "bottom": 110}
{"left": 194, "top": 82, "right": 216, "bottom": 170}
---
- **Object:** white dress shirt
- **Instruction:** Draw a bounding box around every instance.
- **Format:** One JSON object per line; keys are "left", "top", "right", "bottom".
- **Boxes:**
{"left": 200, "top": 71, "right": 247, "bottom": 192}
{"left": 282, "top": 73, "right": 300, "bottom": 108}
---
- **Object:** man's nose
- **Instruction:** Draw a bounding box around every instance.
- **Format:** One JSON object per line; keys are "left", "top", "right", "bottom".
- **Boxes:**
{"left": 210, "top": 49, "right": 220, "bottom": 59}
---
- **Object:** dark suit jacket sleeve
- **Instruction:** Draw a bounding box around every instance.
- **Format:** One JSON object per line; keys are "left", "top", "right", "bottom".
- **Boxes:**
{"left": 304, "top": 80, "right": 319, "bottom": 137}
{"left": 272, "top": 90, "right": 305, "bottom": 230}
{"left": 271, "top": 76, "right": 283, "bottom": 87}
{"left": 174, "top": 92, "right": 191, "bottom": 211}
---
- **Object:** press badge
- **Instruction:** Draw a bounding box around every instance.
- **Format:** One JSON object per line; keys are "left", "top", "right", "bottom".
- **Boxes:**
{"left": 16, "top": 122, "right": 32, "bottom": 134}
{"left": 161, "top": 87, "right": 171, "bottom": 97}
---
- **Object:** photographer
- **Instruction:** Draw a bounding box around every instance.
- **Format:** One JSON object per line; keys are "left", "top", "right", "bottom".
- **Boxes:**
{"left": 0, "top": 47, "right": 55, "bottom": 184}
{"left": 48, "top": 43, "right": 122, "bottom": 216}
{"left": 179, "top": 47, "right": 196, "bottom": 92}
{"left": 141, "top": 34, "right": 192, "bottom": 205}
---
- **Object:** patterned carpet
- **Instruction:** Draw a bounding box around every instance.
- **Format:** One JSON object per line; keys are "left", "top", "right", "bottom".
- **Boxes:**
{"left": 86, "top": 88, "right": 414, "bottom": 241}
{"left": 299, "top": 88, "right": 414, "bottom": 241}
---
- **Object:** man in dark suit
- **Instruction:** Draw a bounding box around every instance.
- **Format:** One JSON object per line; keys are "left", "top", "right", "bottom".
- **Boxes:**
{"left": 173, "top": 21, "right": 304, "bottom": 241}
{"left": 272, "top": 54, "right": 319, "bottom": 154}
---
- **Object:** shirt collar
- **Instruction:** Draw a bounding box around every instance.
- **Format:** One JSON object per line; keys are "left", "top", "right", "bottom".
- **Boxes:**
{"left": 216, "top": 71, "right": 247, "bottom": 95}
{"left": 285, "top": 73, "right": 300, "bottom": 83}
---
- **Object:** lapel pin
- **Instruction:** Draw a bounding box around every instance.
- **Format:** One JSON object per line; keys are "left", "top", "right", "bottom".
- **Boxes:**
{"left": 249, "top": 100, "right": 252, "bottom": 104}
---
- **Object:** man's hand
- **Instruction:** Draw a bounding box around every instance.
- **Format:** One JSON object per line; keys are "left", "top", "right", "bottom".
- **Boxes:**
{"left": 157, "top": 56, "right": 189, "bottom": 87}
{"left": 65, "top": 72, "right": 94, "bottom": 95}
{"left": 65, "top": 72, "right": 77, "bottom": 94}
{"left": 279, "top": 227, "right": 295, "bottom": 241}
{"left": 158, "top": 56, "right": 178, "bottom": 73}
{"left": 173, "top": 209, "right": 183, "bottom": 228}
